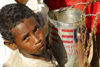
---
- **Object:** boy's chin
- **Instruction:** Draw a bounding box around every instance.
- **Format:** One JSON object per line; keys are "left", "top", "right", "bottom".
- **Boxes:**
{"left": 31, "top": 47, "right": 46, "bottom": 55}
{"left": 36, "top": 44, "right": 46, "bottom": 55}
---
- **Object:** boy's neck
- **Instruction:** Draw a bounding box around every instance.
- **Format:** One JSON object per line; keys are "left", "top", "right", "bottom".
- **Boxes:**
{"left": 20, "top": 50, "right": 51, "bottom": 62}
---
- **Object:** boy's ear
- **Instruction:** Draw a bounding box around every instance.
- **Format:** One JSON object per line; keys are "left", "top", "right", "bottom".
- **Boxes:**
{"left": 4, "top": 40, "right": 18, "bottom": 50}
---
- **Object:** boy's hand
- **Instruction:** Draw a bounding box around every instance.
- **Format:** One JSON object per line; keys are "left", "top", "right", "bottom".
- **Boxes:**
{"left": 76, "top": 33, "right": 85, "bottom": 67}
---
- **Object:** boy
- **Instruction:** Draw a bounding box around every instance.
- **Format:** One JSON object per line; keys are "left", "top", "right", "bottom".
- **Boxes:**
{"left": 0, "top": 3, "right": 57, "bottom": 67}
{"left": 0, "top": 0, "right": 49, "bottom": 66}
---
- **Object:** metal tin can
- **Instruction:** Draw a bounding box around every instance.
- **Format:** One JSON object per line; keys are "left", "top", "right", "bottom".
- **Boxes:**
{"left": 48, "top": 7, "right": 82, "bottom": 67}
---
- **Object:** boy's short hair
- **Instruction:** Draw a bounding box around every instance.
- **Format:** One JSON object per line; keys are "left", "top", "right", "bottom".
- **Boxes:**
{"left": 0, "top": 3, "right": 37, "bottom": 43}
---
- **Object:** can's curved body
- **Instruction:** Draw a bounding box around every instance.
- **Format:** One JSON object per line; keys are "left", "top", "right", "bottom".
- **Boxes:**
{"left": 48, "top": 7, "right": 82, "bottom": 67}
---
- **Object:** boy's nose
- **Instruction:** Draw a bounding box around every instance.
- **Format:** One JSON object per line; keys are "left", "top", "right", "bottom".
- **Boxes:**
{"left": 31, "top": 34, "right": 40, "bottom": 44}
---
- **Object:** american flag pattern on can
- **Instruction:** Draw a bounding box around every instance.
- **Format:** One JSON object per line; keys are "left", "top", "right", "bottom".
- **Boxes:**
{"left": 49, "top": 24, "right": 78, "bottom": 59}
{"left": 49, "top": 25, "right": 77, "bottom": 44}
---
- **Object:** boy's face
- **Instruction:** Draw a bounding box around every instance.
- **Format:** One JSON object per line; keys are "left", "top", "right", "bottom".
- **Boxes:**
{"left": 11, "top": 16, "right": 46, "bottom": 55}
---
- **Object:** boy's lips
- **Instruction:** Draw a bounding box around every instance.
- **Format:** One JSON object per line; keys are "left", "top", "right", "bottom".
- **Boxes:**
{"left": 38, "top": 41, "right": 46, "bottom": 50}
{"left": 36, "top": 40, "right": 45, "bottom": 49}
{"left": 40, "top": 44, "right": 46, "bottom": 50}
{"left": 40, "top": 42, "right": 46, "bottom": 49}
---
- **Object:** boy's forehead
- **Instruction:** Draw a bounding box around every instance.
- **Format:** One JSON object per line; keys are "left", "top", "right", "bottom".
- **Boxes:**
{"left": 11, "top": 17, "right": 37, "bottom": 36}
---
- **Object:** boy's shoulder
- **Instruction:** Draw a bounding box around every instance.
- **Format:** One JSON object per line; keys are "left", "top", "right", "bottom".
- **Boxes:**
{"left": 3, "top": 49, "right": 58, "bottom": 67}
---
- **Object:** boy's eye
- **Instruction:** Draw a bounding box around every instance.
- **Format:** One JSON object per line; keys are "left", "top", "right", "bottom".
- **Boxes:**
{"left": 23, "top": 34, "right": 29, "bottom": 41}
{"left": 33, "top": 25, "right": 40, "bottom": 33}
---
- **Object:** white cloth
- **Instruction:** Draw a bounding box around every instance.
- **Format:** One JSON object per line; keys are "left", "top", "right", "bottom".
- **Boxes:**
{"left": 26, "top": 0, "right": 49, "bottom": 13}
{"left": 0, "top": 34, "right": 12, "bottom": 67}
{"left": 3, "top": 50, "right": 57, "bottom": 67}
{"left": 0, "top": 0, "right": 16, "bottom": 8}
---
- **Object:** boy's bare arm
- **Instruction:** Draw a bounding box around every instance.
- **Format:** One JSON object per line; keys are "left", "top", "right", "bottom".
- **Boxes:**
{"left": 15, "top": 0, "right": 28, "bottom": 4}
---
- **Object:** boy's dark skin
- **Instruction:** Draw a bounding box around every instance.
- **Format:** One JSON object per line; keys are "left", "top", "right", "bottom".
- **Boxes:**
{"left": 0, "top": 3, "right": 51, "bottom": 61}
{"left": 9, "top": 16, "right": 47, "bottom": 60}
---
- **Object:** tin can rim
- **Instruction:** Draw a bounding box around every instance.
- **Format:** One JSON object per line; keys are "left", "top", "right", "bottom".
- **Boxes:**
{"left": 48, "top": 16, "right": 81, "bottom": 27}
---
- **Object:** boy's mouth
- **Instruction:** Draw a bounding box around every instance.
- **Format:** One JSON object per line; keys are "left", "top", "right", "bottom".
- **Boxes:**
{"left": 36, "top": 40, "right": 46, "bottom": 50}
{"left": 30, "top": 44, "right": 46, "bottom": 56}
{"left": 40, "top": 44, "right": 46, "bottom": 50}
{"left": 38, "top": 40, "right": 44, "bottom": 48}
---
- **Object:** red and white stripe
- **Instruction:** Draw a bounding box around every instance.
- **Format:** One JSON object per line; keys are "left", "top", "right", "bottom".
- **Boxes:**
{"left": 49, "top": 25, "right": 74, "bottom": 44}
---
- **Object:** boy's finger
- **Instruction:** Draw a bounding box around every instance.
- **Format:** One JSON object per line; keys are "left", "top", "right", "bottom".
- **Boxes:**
{"left": 89, "top": 33, "right": 92, "bottom": 37}
{"left": 77, "top": 33, "right": 81, "bottom": 42}
{"left": 76, "top": 33, "right": 84, "bottom": 53}
{"left": 76, "top": 33, "right": 84, "bottom": 67}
